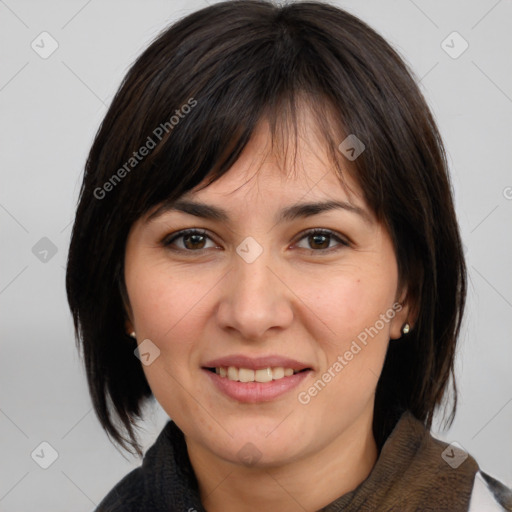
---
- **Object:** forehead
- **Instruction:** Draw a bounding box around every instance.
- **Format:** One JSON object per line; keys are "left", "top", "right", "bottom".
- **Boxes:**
{"left": 184, "top": 116, "right": 365, "bottom": 208}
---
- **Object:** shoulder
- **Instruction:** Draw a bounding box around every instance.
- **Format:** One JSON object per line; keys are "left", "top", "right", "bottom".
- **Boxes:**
{"left": 94, "top": 466, "right": 146, "bottom": 511}
{"left": 94, "top": 421, "right": 175, "bottom": 511}
{"left": 468, "top": 470, "right": 512, "bottom": 512}
{"left": 379, "top": 412, "right": 511, "bottom": 511}
{"left": 93, "top": 420, "right": 204, "bottom": 512}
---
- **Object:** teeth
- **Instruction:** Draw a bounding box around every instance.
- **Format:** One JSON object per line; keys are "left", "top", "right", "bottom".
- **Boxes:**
{"left": 238, "top": 368, "right": 254, "bottom": 382}
{"left": 215, "top": 366, "right": 303, "bottom": 382}
{"left": 227, "top": 366, "right": 238, "bottom": 380}
{"left": 272, "top": 367, "right": 284, "bottom": 379}
{"left": 255, "top": 368, "right": 273, "bottom": 383}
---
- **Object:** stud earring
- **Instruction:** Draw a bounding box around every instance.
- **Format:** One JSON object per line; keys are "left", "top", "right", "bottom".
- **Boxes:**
{"left": 402, "top": 323, "right": 410, "bottom": 335}
{"left": 129, "top": 331, "right": 136, "bottom": 339}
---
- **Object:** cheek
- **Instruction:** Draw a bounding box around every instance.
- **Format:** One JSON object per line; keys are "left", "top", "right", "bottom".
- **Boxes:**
{"left": 125, "top": 258, "right": 217, "bottom": 405}
{"left": 298, "top": 270, "right": 394, "bottom": 342}
{"left": 125, "top": 262, "right": 207, "bottom": 418}
{"left": 126, "top": 259, "right": 203, "bottom": 339}
{"left": 298, "top": 269, "right": 395, "bottom": 391}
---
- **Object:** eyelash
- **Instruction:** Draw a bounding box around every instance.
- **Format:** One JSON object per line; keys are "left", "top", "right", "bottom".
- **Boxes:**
{"left": 162, "top": 228, "right": 349, "bottom": 255}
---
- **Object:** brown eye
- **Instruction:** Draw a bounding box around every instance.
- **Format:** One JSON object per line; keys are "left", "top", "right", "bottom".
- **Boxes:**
{"left": 163, "top": 229, "right": 216, "bottom": 252}
{"left": 295, "top": 229, "right": 349, "bottom": 253}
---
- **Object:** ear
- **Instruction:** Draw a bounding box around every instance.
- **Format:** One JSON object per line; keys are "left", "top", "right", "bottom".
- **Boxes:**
{"left": 389, "top": 287, "right": 419, "bottom": 340}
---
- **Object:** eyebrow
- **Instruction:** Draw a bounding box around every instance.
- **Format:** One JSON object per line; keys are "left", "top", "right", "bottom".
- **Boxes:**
{"left": 145, "top": 198, "right": 372, "bottom": 225}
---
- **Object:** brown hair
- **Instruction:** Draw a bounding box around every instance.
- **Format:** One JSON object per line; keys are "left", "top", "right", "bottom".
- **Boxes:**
{"left": 66, "top": 0, "right": 466, "bottom": 457}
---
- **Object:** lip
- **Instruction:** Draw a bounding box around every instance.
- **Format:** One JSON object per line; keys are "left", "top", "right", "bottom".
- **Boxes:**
{"left": 202, "top": 354, "right": 311, "bottom": 371}
{"left": 202, "top": 367, "right": 312, "bottom": 403}
{"left": 201, "top": 354, "right": 313, "bottom": 403}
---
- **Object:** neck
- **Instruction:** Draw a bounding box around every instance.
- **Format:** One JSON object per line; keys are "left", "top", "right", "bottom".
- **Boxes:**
{"left": 186, "top": 411, "right": 378, "bottom": 512}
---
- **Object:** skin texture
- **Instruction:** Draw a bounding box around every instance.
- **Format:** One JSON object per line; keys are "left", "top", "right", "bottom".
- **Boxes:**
{"left": 123, "top": 114, "right": 412, "bottom": 512}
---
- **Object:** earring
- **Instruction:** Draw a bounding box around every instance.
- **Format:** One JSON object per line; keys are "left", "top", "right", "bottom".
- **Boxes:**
{"left": 402, "top": 323, "right": 410, "bottom": 335}
{"left": 129, "top": 331, "right": 136, "bottom": 339}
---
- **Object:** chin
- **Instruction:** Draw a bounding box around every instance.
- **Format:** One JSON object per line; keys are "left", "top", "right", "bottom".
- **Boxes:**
{"left": 221, "top": 440, "right": 301, "bottom": 469}
{"left": 215, "top": 426, "right": 305, "bottom": 467}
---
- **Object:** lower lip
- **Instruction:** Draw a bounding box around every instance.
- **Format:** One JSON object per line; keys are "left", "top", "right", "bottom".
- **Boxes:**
{"left": 202, "top": 369, "right": 311, "bottom": 403}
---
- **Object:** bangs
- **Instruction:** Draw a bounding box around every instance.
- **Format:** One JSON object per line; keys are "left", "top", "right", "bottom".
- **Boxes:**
{"left": 143, "top": 92, "right": 362, "bottom": 222}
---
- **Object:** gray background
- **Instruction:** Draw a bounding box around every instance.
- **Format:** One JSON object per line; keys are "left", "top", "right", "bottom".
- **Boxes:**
{"left": 1, "top": 0, "right": 511, "bottom": 510}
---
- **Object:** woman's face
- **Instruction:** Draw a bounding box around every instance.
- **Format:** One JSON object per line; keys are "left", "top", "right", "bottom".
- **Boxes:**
{"left": 124, "top": 118, "right": 410, "bottom": 468}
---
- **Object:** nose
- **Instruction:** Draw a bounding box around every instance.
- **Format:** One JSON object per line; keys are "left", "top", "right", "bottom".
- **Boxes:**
{"left": 215, "top": 242, "right": 294, "bottom": 341}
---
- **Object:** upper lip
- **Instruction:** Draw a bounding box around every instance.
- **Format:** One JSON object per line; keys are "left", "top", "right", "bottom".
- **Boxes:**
{"left": 202, "top": 354, "right": 312, "bottom": 371}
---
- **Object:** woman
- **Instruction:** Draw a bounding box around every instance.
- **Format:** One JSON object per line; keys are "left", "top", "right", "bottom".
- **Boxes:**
{"left": 65, "top": 1, "right": 512, "bottom": 510}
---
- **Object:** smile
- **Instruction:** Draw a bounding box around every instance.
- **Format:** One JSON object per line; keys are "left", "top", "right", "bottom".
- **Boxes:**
{"left": 206, "top": 366, "right": 307, "bottom": 382}
{"left": 201, "top": 354, "right": 313, "bottom": 402}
